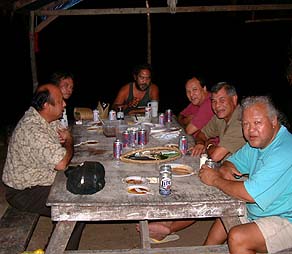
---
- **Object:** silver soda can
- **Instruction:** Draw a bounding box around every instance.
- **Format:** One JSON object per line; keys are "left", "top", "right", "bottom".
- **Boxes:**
{"left": 159, "top": 113, "right": 165, "bottom": 125}
{"left": 109, "top": 110, "right": 117, "bottom": 120}
{"left": 205, "top": 158, "right": 217, "bottom": 168}
{"left": 165, "top": 109, "right": 173, "bottom": 123}
{"left": 138, "top": 129, "right": 147, "bottom": 146}
{"left": 113, "top": 138, "right": 122, "bottom": 159}
{"left": 159, "top": 165, "right": 172, "bottom": 196}
{"left": 145, "top": 106, "right": 152, "bottom": 121}
{"left": 179, "top": 135, "right": 188, "bottom": 155}
{"left": 93, "top": 109, "right": 99, "bottom": 122}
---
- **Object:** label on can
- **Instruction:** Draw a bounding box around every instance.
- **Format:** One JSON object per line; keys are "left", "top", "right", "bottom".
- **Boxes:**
{"left": 159, "top": 165, "right": 172, "bottom": 196}
{"left": 113, "top": 139, "right": 122, "bottom": 159}
{"left": 179, "top": 135, "right": 188, "bottom": 155}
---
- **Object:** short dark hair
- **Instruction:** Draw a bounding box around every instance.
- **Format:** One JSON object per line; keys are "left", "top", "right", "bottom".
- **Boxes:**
{"left": 31, "top": 85, "right": 54, "bottom": 111}
{"left": 49, "top": 71, "right": 74, "bottom": 86}
{"left": 132, "top": 63, "right": 152, "bottom": 77}
{"left": 211, "top": 81, "right": 237, "bottom": 96}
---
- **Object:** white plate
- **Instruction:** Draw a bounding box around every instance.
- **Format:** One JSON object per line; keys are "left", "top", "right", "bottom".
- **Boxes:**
{"left": 87, "top": 126, "right": 99, "bottom": 132}
{"left": 166, "top": 163, "right": 194, "bottom": 177}
{"left": 123, "top": 176, "right": 147, "bottom": 185}
{"left": 127, "top": 185, "right": 151, "bottom": 195}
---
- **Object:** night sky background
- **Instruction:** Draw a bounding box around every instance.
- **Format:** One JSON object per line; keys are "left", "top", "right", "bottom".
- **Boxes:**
{"left": 1, "top": 5, "right": 292, "bottom": 130}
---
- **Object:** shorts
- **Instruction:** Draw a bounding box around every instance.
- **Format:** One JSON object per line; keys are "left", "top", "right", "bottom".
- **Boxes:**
{"left": 241, "top": 215, "right": 292, "bottom": 253}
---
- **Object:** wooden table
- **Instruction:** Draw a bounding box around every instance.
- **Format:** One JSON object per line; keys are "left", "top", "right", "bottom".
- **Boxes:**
{"left": 46, "top": 117, "right": 245, "bottom": 254}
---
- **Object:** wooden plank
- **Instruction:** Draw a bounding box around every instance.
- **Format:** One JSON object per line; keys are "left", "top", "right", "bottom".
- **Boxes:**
{"left": 46, "top": 221, "right": 76, "bottom": 254}
{"left": 34, "top": 4, "right": 292, "bottom": 16}
{"left": 63, "top": 245, "right": 230, "bottom": 254}
{"left": 0, "top": 206, "right": 39, "bottom": 254}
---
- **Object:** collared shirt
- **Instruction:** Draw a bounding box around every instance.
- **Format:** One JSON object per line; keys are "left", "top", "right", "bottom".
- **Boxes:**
{"left": 2, "top": 107, "right": 66, "bottom": 190}
{"left": 180, "top": 93, "right": 214, "bottom": 137}
{"left": 201, "top": 105, "right": 246, "bottom": 154}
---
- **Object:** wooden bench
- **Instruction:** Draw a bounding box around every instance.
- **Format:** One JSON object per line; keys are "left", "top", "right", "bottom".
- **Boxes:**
{"left": 63, "top": 245, "right": 292, "bottom": 254}
{"left": 0, "top": 206, "right": 40, "bottom": 254}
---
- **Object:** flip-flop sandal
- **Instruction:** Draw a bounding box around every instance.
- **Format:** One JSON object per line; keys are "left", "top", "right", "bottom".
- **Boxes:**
{"left": 150, "top": 233, "right": 180, "bottom": 244}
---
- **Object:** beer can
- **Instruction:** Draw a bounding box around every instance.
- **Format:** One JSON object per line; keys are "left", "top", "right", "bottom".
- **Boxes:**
{"left": 165, "top": 109, "right": 173, "bottom": 123}
{"left": 159, "top": 113, "right": 165, "bottom": 125}
{"left": 93, "top": 109, "right": 99, "bottom": 122}
{"left": 138, "top": 129, "right": 147, "bottom": 146}
{"left": 205, "top": 158, "right": 217, "bottom": 168}
{"left": 145, "top": 106, "right": 152, "bottom": 121}
{"left": 113, "top": 138, "right": 122, "bottom": 159}
{"left": 109, "top": 110, "right": 117, "bottom": 120}
{"left": 179, "top": 135, "right": 188, "bottom": 155}
{"left": 122, "top": 130, "right": 129, "bottom": 148}
{"left": 129, "top": 129, "right": 137, "bottom": 147}
{"left": 159, "top": 165, "right": 172, "bottom": 196}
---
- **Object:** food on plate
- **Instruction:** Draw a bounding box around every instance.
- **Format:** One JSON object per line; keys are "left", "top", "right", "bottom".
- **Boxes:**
{"left": 124, "top": 176, "right": 146, "bottom": 184}
{"left": 127, "top": 185, "right": 150, "bottom": 195}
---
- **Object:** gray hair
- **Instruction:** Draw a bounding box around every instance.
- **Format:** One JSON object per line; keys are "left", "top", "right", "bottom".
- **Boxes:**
{"left": 241, "top": 96, "right": 279, "bottom": 121}
{"left": 210, "top": 81, "right": 237, "bottom": 96}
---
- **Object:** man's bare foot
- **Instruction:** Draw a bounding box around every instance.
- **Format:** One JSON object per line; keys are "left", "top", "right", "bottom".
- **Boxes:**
{"left": 136, "top": 222, "right": 172, "bottom": 240}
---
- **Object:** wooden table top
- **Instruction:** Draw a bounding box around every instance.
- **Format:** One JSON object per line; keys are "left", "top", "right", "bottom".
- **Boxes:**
{"left": 47, "top": 117, "right": 245, "bottom": 222}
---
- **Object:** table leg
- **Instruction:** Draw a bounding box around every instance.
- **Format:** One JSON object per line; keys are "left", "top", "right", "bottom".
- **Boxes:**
{"left": 46, "top": 221, "right": 76, "bottom": 254}
{"left": 139, "top": 220, "right": 151, "bottom": 249}
{"left": 221, "top": 216, "right": 242, "bottom": 233}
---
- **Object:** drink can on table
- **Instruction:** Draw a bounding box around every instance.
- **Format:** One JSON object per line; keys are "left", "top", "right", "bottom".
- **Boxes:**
{"left": 145, "top": 106, "right": 152, "bottom": 121}
{"left": 138, "top": 129, "right": 147, "bottom": 146}
{"left": 122, "top": 130, "right": 129, "bottom": 148}
{"left": 159, "top": 165, "right": 172, "bottom": 196}
{"left": 205, "top": 158, "right": 217, "bottom": 169}
{"left": 93, "top": 109, "right": 99, "bottom": 122}
{"left": 113, "top": 139, "right": 122, "bottom": 159}
{"left": 165, "top": 109, "right": 173, "bottom": 123}
{"left": 109, "top": 110, "right": 116, "bottom": 120}
{"left": 179, "top": 135, "right": 188, "bottom": 155}
{"left": 159, "top": 113, "right": 165, "bottom": 125}
{"left": 129, "top": 129, "right": 137, "bottom": 147}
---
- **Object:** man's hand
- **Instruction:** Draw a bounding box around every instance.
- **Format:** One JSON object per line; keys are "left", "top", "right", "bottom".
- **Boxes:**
{"left": 199, "top": 164, "right": 220, "bottom": 186}
{"left": 190, "top": 143, "right": 205, "bottom": 157}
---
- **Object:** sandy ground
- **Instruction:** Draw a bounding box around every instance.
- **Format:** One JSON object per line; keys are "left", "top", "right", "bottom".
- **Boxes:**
{"left": 27, "top": 217, "right": 214, "bottom": 251}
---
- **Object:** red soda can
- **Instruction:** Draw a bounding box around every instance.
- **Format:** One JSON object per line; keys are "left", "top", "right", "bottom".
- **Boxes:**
{"left": 138, "top": 129, "right": 147, "bottom": 145}
{"left": 113, "top": 138, "right": 122, "bottom": 159}
{"left": 159, "top": 113, "right": 165, "bottom": 125}
{"left": 122, "top": 130, "right": 129, "bottom": 147}
{"left": 165, "top": 109, "right": 173, "bottom": 123}
{"left": 129, "top": 129, "right": 137, "bottom": 147}
{"left": 179, "top": 135, "right": 188, "bottom": 155}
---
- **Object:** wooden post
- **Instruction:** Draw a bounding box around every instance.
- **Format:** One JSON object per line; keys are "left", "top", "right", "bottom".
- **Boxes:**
{"left": 29, "top": 11, "right": 38, "bottom": 92}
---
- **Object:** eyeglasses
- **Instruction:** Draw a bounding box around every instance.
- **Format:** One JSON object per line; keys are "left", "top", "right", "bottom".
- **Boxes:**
{"left": 138, "top": 75, "right": 151, "bottom": 81}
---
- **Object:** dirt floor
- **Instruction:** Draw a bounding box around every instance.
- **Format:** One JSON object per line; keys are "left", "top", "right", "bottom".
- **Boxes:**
{"left": 0, "top": 126, "right": 215, "bottom": 252}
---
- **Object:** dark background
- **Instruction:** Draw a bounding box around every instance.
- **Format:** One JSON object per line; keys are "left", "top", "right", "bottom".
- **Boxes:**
{"left": 2, "top": 9, "right": 292, "bottom": 128}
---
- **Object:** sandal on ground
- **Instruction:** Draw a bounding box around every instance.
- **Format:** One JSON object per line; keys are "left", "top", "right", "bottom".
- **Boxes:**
{"left": 150, "top": 233, "right": 180, "bottom": 244}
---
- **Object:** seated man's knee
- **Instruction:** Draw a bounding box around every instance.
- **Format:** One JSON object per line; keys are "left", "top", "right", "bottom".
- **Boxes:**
{"left": 228, "top": 225, "right": 242, "bottom": 246}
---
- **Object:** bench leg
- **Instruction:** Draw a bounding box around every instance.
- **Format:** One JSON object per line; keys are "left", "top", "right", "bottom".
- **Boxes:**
{"left": 139, "top": 220, "right": 151, "bottom": 249}
{"left": 46, "top": 221, "right": 76, "bottom": 254}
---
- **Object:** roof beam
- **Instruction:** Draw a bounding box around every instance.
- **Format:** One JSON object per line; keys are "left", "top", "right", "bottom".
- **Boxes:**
{"left": 33, "top": 4, "right": 292, "bottom": 16}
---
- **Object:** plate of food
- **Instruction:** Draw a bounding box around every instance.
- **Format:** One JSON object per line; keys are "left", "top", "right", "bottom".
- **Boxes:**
{"left": 166, "top": 163, "right": 194, "bottom": 177}
{"left": 85, "top": 140, "right": 99, "bottom": 146}
{"left": 123, "top": 176, "right": 148, "bottom": 184}
{"left": 127, "top": 185, "right": 151, "bottom": 195}
{"left": 120, "top": 146, "right": 181, "bottom": 164}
